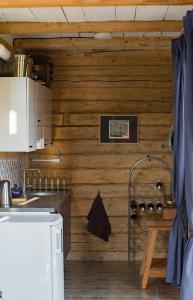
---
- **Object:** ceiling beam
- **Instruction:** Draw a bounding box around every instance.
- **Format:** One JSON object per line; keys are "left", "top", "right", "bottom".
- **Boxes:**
{"left": 0, "top": 21, "right": 182, "bottom": 34}
{"left": 14, "top": 37, "right": 172, "bottom": 50}
{"left": 0, "top": 0, "right": 192, "bottom": 7}
{"left": 0, "top": 37, "right": 15, "bottom": 53}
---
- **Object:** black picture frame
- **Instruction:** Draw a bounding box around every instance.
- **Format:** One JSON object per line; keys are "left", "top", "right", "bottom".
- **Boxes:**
{"left": 100, "top": 115, "right": 138, "bottom": 144}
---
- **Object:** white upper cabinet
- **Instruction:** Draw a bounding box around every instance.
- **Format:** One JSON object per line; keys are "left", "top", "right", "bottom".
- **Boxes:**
{"left": 27, "top": 79, "right": 37, "bottom": 151}
{"left": 36, "top": 83, "right": 52, "bottom": 150}
{"left": 0, "top": 77, "right": 52, "bottom": 152}
{"left": 36, "top": 83, "right": 45, "bottom": 150}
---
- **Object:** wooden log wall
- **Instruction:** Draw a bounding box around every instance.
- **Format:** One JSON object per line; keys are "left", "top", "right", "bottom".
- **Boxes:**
{"left": 30, "top": 49, "right": 173, "bottom": 261}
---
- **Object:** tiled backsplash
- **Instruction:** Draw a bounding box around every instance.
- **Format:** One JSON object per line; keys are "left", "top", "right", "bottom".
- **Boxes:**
{"left": 0, "top": 153, "right": 28, "bottom": 188}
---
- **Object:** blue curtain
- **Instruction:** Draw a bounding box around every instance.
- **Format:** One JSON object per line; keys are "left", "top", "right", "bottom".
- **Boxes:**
{"left": 166, "top": 35, "right": 188, "bottom": 286}
{"left": 166, "top": 10, "right": 193, "bottom": 299}
{"left": 181, "top": 10, "right": 193, "bottom": 300}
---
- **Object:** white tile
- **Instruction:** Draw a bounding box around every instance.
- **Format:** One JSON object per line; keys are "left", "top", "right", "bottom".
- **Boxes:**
{"left": 165, "top": 5, "right": 193, "bottom": 20}
{"left": 0, "top": 8, "right": 35, "bottom": 22}
{"left": 31, "top": 7, "right": 66, "bottom": 22}
{"left": 112, "top": 32, "right": 124, "bottom": 38}
{"left": 60, "top": 32, "right": 80, "bottom": 37}
{"left": 124, "top": 32, "right": 144, "bottom": 37}
{"left": 63, "top": 7, "right": 85, "bottom": 22}
{"left": 116, "top": 6, "right": 136, "bottom": 20}
{"left": 80, "top": 32, "right": 94, "bottom": 37}
{"left": 135, "top": 5, "right": 168, "bottom": 20}
{"left": 83, "top": 6, "right": 115, "bottom": 21}
{"left": 162, "top": 32, "right": 181, "bottom": 38}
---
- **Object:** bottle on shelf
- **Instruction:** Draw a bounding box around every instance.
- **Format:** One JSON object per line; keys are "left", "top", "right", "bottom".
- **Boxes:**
{"left": 38, "top": 176, "right": 42, "bottom": 191}
{"left": 50, "top": 178, "right": 54, "bottom": 191}
{"left": 56, "top": 177, "right": 60, "bottom": 190}
{"left": 50, "top": 172, "right": 54, "bottom": 191}
{"left": 147, "top": 201, "right": 154, "bottom": 212}
{"left": 62, "top": 178, "right": 66, "bottom": 190}
{"left": 130, "top": 200, "right": 138, "bottom": 219}
{"left": 155, "top": 201, "right": 163, "bottom": 212}
{"left": 155, "top": 180, "right": 163, "bottom": 190}
{"left": 138, "top": 201, "right": 146, "bottom": 212}
{"left": 44, "top": 173, "right": 48, "bottom": 190}
{"left": 32, "top": 173, "right": 37, "bottom": 191}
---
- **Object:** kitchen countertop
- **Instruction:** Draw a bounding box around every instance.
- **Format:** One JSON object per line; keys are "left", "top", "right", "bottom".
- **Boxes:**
{"left": 0, "top": 189, "right": 71, "bottom": 213}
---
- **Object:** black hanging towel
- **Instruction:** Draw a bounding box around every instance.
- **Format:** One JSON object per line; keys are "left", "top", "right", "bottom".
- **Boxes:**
{"left": 87, "top": 192, "right": 111, "bottom": 242}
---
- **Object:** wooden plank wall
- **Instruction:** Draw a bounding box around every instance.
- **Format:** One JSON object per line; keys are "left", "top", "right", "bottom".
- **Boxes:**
{"left": 30, "top": 49, "right": 173, "bottom": 261}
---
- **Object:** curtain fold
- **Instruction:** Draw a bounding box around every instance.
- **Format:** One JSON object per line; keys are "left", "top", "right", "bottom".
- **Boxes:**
{"left": 180, "top": 10, "right": 193, "bottom": 300}
{"left": 166, "top": 35, "right": 188, "bottom": 286}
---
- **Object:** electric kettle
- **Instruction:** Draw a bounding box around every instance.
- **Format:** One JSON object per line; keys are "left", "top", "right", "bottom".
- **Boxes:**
{"left": 0, "top": 180, "right": 12, "bottom": 207}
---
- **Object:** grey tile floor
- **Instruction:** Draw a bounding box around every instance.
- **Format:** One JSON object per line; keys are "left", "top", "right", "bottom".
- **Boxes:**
{"left": 64, "top": 261, "right": 180, "bottom": 300}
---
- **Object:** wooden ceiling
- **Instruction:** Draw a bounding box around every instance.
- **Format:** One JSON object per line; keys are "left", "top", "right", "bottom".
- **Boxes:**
{"left": 0, "top": 0, "right": 190, "bottom": 49}
{"left": 0, "top": 0, "right": 193, "bottom": 7}
{"left": 0, "top": 21, "right": 182, "bottom": 34}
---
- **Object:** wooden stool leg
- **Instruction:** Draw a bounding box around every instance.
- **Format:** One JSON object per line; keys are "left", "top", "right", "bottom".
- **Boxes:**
{"left": 140, "top": 232, "right": 150, "bottom": 276}
{"left": 141, "top": 229, "right": 158, "bottom": 290}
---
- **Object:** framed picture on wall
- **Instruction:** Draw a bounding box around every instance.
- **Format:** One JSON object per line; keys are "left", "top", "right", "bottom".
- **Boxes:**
{"left": 100, "top": 115, "right": 138, "bottom": 144}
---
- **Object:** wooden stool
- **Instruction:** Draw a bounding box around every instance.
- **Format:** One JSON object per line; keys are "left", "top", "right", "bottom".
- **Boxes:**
{"left": 140, "top": 222, "right": 172, "bottom": 289}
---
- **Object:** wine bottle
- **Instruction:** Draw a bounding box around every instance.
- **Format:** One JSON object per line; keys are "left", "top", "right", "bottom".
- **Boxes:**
{"left": 156, "top": 181, "right": 163, "bottom": 190}
{"left": 147, "top": 202, "right": 154, "bottom": 211}
{"left": 130, "top": 200, "right": 138, "bottom": 219}
{"left": 155, "top": 201, "right": 162, "bottom": 212}
{"left": 138, "top": 201, "right": 146, "bottom": 212}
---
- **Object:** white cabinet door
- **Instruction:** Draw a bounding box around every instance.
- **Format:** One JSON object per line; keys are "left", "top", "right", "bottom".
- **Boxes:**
{"left": 36, "top": 84, "right": 52, "bottom": 149}
{"left": 0, "top": 220, "right": 53, "bottom": 300}
{"left": 48, "top": 89, "right": 53, "bottom": 147}
{"left": 36, "top": 84, "right": 45, "bottom": 149}
{"left": 27, "top": 78, "right": 37, "bottom": 152}
{"left": 43, "top": 87, "right": 52, "bottom": 149}
{"left": 0, "top": 78, "right": 27, "bottom": 152}
{"left": 51, "top": 222, "right": 64, "bottom": 300}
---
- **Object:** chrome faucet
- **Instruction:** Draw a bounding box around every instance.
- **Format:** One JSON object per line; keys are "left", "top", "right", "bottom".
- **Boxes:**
{"left": 23, "top": 169, "right": 40, "bottom": 197}
{"left": 0, "top": 180, "right": 12, "bottom": 207}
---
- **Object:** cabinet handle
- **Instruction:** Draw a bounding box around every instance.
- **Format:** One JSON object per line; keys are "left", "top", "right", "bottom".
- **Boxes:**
{"left": 44, "top": 143, "right": 48, "bottom": 146}
{"left": 29, "top": 145, "right": 33, "bottom": 148}
{"left": 37, "top": 120, "right": 41, "bottom": 123}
